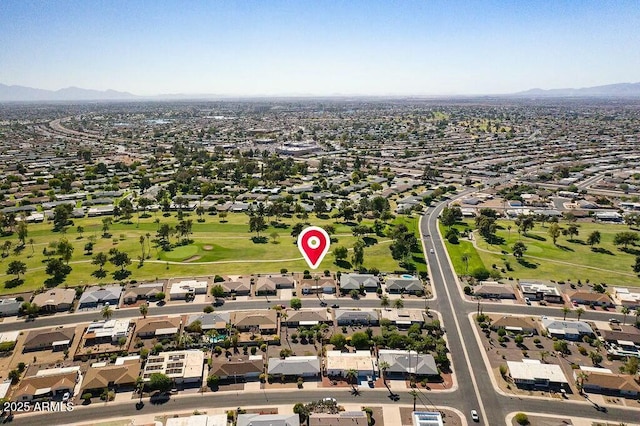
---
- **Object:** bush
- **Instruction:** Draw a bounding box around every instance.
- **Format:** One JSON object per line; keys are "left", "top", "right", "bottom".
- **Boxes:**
{"left": 514, "top": 413, "right": 529, "bottom": 425}
{"left": 280, "top": 268, "right": 288, "bottom": 274}
{"left": 471, "top": 267, "right": 490, "bottom": 281}
{"left": 207, "top": 375, "right": 219, "bottom": 389}
{"left": 0, "top": 341, "right": 16, "bottom": 352}
{"left": 203, "top": 305, "right": 214, "bottom": 313}
{"left": 213, "top": 275, "right": 224, "bottom": 282}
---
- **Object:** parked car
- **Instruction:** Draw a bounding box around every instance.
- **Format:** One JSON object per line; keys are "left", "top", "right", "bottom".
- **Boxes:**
{"left": 609, "top": 318, "right": 621, "bottom": 324}
{"left": 319, "top": 301, "right": 327, "bottom": 307}
{"left": 62, "top": 392, "right": 71, "bottom": 402}
{"left": 331, "top": 304, "right": 339, "bottom": 308}
{"left": 470, "top": 409, "right": 479, "bottom": 422}
{"left": 524, "top": 297, "right": 531, "bottom": 305}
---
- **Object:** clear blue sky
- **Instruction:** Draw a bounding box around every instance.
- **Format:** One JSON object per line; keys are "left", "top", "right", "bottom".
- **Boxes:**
{"left": 1, "top": 0, "right": 638, "bottom": 96}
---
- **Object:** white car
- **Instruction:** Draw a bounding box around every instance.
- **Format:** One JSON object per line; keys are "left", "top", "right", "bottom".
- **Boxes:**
{"left": 429, "top": 249, "right": 434, "bottom": 254}
{"left": 470, "top": 410, "right": 479, "bottom": 422}
{"left": 62, "top": 392, "right": 71, "bottom": 402}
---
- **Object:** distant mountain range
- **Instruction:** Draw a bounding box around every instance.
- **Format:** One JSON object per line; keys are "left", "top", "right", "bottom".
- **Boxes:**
{"left": 0, "top": 84, "right": 138, "bottom": 102}
{"left": 514, "top": 82, "right": 640, "bottom": 97}
{"left": 1, "top": 82, "right": 640, "bottom": 102}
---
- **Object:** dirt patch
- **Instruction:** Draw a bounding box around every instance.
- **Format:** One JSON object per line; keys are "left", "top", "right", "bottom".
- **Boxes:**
{"left": 184, "top": 255, "right": 202, "bottom": 262}
{"left": 203, "top": 245, "right": 213, "bottom": 251}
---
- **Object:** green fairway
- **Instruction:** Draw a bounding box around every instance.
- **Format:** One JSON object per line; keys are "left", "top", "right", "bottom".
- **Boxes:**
{"left": 0, "top": 211, "right": 420, "bottom": 295}
{"left": 438, "top": 222, "right": 485, "bottom": 275}
{"left": 441, "top": 219, "right": 640, "bottom": 287}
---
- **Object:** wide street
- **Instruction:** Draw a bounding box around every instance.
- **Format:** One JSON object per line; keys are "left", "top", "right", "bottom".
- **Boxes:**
{"left": 6, "top": 192, "right": 640, "bottom": 425}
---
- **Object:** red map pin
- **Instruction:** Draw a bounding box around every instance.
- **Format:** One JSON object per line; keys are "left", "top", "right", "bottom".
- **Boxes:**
{"left": 298, "top": 226, "right": 330, "bottom": 270}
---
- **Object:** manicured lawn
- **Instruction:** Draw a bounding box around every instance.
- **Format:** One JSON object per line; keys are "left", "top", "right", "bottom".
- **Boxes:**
{"left": 0, "top": 211, "right": 421, "bottom": 295}
{"left": 439, "top": 222, "right": 485, "bottom": 275}
{"left": 466, "top": 220, "right": 640, "bottom": 286}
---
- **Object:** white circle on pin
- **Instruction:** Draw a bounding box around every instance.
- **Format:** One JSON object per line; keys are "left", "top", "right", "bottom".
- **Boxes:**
{"left": 308, "top": 236, "right": 320, "bottom": 249}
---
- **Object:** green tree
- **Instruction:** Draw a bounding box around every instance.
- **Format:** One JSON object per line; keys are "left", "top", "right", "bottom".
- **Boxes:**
{"left": 17, "top": 221, "right": 28, "bottom": 246}
{"left": 6, "top": 260, "right": 26, "bottom": 279}
{"left": 393, "top": 299, "right": 404, "bottom": 310}
{"left": 352, "top": 240, "right": 365, "bottom": 268}
{"left": 351, "top": 332, "right": 370, "bottom": 349}
{"left": 589, "top": 351, "right": 603, "bottom": 366}
{"left": 613, "top": 231, "right": 640, "bottom": 249}
{"left": 440, "top": 206, "right": 462, "bottom": 227}
{"left": 333, "top": 246, "right": 348, "bottom": 263}
{"left": 380, "top": 295, "right": 390, "bottom": 309}
{"left": 109, "top": 249, "right": 131, "bottom": 271}
{"left": 53, "top": 204, "right": 73, "bottom": 232}
{"left": 587, "top": 230, "right": 601, "bottom": 246}
{"left": 92, "top": 252, "right": 108, "bottom": 271}
{"left": 249, "top": 215, "right": 267, "bottom": 237}
{"left": 139, "top": 303, "right": 149, "bottom": 319}
{"left": 622, "top": 306, "right": 630, "bottom": 325}
{"left": 461, "top": 253, "right": 470, "bottom": 274}
{"left": 56, "top": 238, "right": 74, "bottom": 264}
{"left": 148, "top": 373, "right": 172, "bottom": 393}
{"left": 290, "top": 298, "right": 302, "bottom": 310}
{"left": 512, "top": 241, "right": 527, "bottom": 259}
{"left": 45, "top": 258, "right": 72, "bottom": 283}
{"left": 293, "top": 403, "right": 309, "bottom": 424}
{"left": 329, "top": 333, "right": 347, "bottom": 349}
{"left": 101, "top": 305, "right": 113, "bottom": 320}
{"left": 561, "top": 306, "right": 571, "bottom": 320}
{"left": 210, "top": 284, "right": 225, "bottom": 298}
{"left": 575, "top": 307, "right": 585, "bottom": 321}
{"left": 548, "top": 223, "right": 562, "bottom": 245}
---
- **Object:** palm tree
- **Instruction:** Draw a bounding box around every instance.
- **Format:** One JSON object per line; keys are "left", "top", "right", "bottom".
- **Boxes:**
{"left": 634, "top": 308, "right": 640, "bottom": 326}
{"left": 540, "top": 350, "right": 549, "bottom": 363}
{"left": 28, "top": 238, "right": 35, "bottom": 256}
{"left": 139, "top": 303, "right": 148, "bottom": 319}
{"left": 575, "top": 307, "right": 585, "bottom": 321}
{"left": 101, "top": 305, "right": 113, "bottom": 320}
{"left": 561, "top": 306, "right": 571, "bottom": 321}
{"left": 576, "top": 371, "right": 588, "bottom": 394}
{"left": 345, "top": 369, "right": 358, "bottom": 390}
{"left": 410, "top": 389, "right": 418, "bottom": 411}
{"left": 380, "top": 296, "right": 390, "bottom": 310}
{"left": 621, "top": 306, "right": 630, "bottom": 325}
{"left": 379, "top": 361, "right": 390, "bottom": 383}
{"left": 393, "top": 299, "right": 404, "bottom": 310}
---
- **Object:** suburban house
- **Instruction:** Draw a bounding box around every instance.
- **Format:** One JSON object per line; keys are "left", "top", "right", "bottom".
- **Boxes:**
{"left": 256, "top": 275, "right": 295, "bottom": 289}
{"left": 186, "top": 312, "right": 230, "bottom": 332}
{"left": 599, "top": 327, "right": 640, "bottom": 346}
{"left": 379, "top": 309, "right": 426, "bottom": 328}
{"left": 541, "top": 317, "right": 594, "bottom": 340}
{"left": 309, "top": 411, "right": 368, "bottom": 426}
{"left": 78, "top": 285, "right": 122, "bottom": 310}
{"left": 0, "top": 297, "right": 22, "bottom": 317}
{"left": 612, "top": 288, "right": 640, "bottom": 309}
{"left": 166, "top": 414, "right": 228, "bottom": 426}
{"left": 326, "top": 350, "right": 375, "bottom": 377}
{"left": 122, "top": 282, "right": 165, "bottom": 305}
{"left": 473, "top": 283, "right": 517, "bottom": 299}
{"left": 12, "top": 368, "right": 79, "bottom": 401}
{"left": 385, "top": 276, "right": 423, "bottom": 294}
{"left": 334, "top": 308, "right": 378, "bottom": 326}
{"left": 232, "top": 310, "right": 278, "bottom": 333}
{"left": 31, "top": 289, "right": 76, "bottom": 312}
{"left": 339, "top": 273, "right": 379, "bottom": 294}
{"left": 507, "top": 360, "right": 569, "bottom": 390}
{"left": 81, "top": 357, "right": 142, "bottom": 395}
{"left": 567, "top": 291, "right": 614, "bottom": 307}
{"left": 169, "top": 279, "right": 208, "bottom": 300}
{"left": 300, "top": 277, "right": 336, "bottom": 295}
{"left": 142, "top": 350, "right": 204, "bottom": 384}
{"left": 579, "top": 370, "right": 640, "bottom": 397}
{"left": 209, "top": 355, "right": 264, "bottom": 382}
{"left": 267, "top": 356, "right": 321, "bottom": 379}
{"left": 135, "top": 316, "right": 182, "bottom": 339}
{"left": 22, "top": 328, "right": 75, "bottom": 352}
{"left": 519, "top": 282, "right": 563, "bottom": 303}
{"left": 237, "top": 413, "right": 299, "bottom": 426}
{"left": 220, "top": 278, "right": 251, "bottom": 296}
{"left": 378, "top": 349, "right": 438, "bottom": 378}
{"left": 490, "top": 316, "right": 539, "bottom": 335}
{"left": 83, "top": 320, "right": 131, "bottom": 345}
{"left": 282, "top": 309, "right": 332, "bottom": 327}
{"left": 254, "top": 277, "right": 277, "bottom": 295}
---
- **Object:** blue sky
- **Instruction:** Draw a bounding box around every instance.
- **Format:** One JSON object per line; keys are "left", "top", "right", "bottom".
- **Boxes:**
{"left": 0, "top": 0, "right": 638, "bottom": 96}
